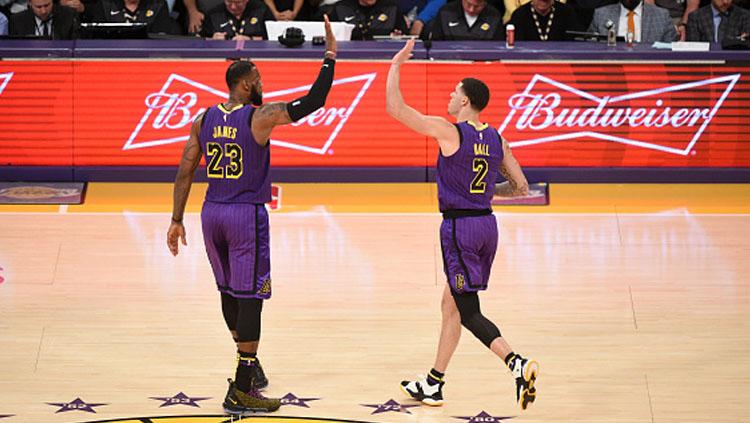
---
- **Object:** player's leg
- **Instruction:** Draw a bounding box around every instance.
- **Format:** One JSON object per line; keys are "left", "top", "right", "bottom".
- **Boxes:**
{"left": 401, "top": 220, "right": 463, "bottom": 406}
{"left": 218, "top": 292, "right": 268, "bottom": 407}
{"left": 234, "top": 297, "right": 263, "bottom": 393}
{"left": 453, "top": 291, "right": 538, "bottom": 410}
{"left": 221, "top": 292, "right": 268, "bottom": 389}
{"left": 401, "top": 284, "right": 459, "bottom": 406}
{"left": 221, "top": 204, "right": 279, "bottom": 415}
{"left": 434, "top": 284, "right": 462, "bottom": 373}
{"left": 450, "top": 215, "right": 538, "bottom": 410}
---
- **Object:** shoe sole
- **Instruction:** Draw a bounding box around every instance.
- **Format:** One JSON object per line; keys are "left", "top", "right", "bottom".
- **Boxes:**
{"left": 519, "top": 360, "right": 539, "bottom": 411}
{"left": 224, "top": 404, "right": 279, "bottom": 415}
{"left": 421, "top": 397, "right": 444, "bottom": 407}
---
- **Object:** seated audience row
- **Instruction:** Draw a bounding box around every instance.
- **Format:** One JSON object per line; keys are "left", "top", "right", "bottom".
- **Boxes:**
{"left": 0, "top": 0, "right": 747, "bottom": 43}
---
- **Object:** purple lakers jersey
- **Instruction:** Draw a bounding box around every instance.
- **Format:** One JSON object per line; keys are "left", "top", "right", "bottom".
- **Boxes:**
{"left": 198, "top": 104, "right": 271, "bottom": 204}
{"left": 437, "top": 121, "right": 504, "bottom": 211}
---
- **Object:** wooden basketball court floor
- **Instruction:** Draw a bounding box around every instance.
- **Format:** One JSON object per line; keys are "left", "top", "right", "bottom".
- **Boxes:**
{"left": 1, "top": 183, "right": 749, "bottom": 423}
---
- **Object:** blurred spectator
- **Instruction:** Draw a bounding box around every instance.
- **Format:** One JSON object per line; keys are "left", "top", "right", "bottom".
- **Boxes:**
{"left": 328, "top": 0, "right": 407, "bottom": 39}
{"left": 398, "top": 0, "right": 446, "bottom": 36}
{"left": 1, "top": 0, "right": 27, "bottom": 16}
{"left": 307, "top": 0, "right": 339, "bottom": 20}
{"left": 503, "top": 0, "right": 528, "bottom": 22}
{"left": 588, "top": 0, "right": 678, "bottom": 42}
{"left": 263, "top": 0, "right": 304, "bottom": 20}
{"left": 9, "top": 0, "right": 79, "bottom": 38}
{"left": 201, "top": 0, "right": 273, "bottom": 39}
{"left": 430, "top": 0, "right": 503, "bottom": 40}
{"left": 508, "top": 0, "right": 581, "bottom": 39}
{"left": 91, "top": 0, "right": 180, "bottom": 33}
{"left": 60, "top": 0, "right": 85, "bottom": 14}
{"left": 650, "top": 0, "right": 699, "bottom": 40}
{"left": 184, "top": 0, "right": 226, "bottom": 33}
{"left": 0, "top": 10, "right": 7, "bottom": 34}
{"left": 686, "top": 0, "right": 750, "bottom": 41}
{"left": 565, "top": 0, "right": 616, "bottom": 28}
{"left": 59, "top": 0, "right": 99, "bottom": 23}
{"left": 504, "top": 0, "right": 557, "bottom": 23}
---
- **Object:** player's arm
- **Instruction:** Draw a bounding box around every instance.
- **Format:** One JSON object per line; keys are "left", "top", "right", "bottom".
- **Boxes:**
{"left": 386, "top": 38, "right": 458, "bottom": 151}
{"left": 494, "top": 137, "right": 529, "bottom": 197}
{"left": 251, "top": 15, "right": 337, "bottom": 145}
{"left": 167, "top": 112, "right": 204, "bottom": 256}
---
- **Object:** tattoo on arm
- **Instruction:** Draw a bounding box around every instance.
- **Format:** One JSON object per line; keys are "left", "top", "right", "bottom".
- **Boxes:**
{"left": 500, "top": 165, "right": 518, "bottom": 191}
{"left": 172, "top": 122, "right": 202, "bottom": 222}
{"left": 496, "top": 160, "right": 529, "bottom": 197}
{"left": 256, "top": 102, "right": 292, "bottom": 126}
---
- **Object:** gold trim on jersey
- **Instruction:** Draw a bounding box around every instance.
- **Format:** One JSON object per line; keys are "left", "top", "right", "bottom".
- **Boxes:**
{"left": 218, "top": 103, "right": 245, "bottom": 114}
{"left": 467, "top": 120, "right": 489, "bottom": 131}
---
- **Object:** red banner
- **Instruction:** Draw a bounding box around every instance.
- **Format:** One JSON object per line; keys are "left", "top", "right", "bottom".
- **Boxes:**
{"left": 0, "top": 60, "right": 748, "bottom": 167}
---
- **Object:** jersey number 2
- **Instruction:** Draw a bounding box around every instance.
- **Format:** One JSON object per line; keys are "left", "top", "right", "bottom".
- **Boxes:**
{"left": 206, "top": 142, "right": 243, "bottom": 179}
{"left": 470, "top": 158, "right": 488, "bottom": 194}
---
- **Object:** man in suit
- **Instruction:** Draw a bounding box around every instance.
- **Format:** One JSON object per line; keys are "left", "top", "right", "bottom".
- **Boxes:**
{"left": 9, "top": 0, "right": 79, "bottom": 38}
{"left": 686, "top": 0, "right": 750, "bottom": 42}
{"left": 588, "top": 0, "right": 677, "bottom": 42}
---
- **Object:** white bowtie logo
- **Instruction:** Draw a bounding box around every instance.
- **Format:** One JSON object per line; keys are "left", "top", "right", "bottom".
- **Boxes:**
{"left": 499, "top": 73, "right": 741, "bottom": 156}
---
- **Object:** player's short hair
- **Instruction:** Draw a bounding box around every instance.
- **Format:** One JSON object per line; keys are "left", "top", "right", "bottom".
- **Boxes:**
{"left": 225, "top": 60, "right": 256, "bottom": 90}
{"left": 460, "top": 78, "right": 490, "bottom": 112}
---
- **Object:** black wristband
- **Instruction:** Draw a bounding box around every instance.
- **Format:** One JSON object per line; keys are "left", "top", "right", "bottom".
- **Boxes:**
{"left": 171, "top": 216, "right": 183, "bottom": 223}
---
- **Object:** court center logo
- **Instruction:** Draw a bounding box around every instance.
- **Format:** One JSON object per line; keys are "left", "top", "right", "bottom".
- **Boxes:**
{"left": 0, "top": 72, "right": 13, "bottom": 95}
{"left": 499, "top": 73, "right": 741, "bottom": 156}
{"left": 125, "top": 72, "right": 376, "bottom": 154}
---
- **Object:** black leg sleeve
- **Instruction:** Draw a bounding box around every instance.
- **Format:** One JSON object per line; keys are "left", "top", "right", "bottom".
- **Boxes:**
{"left": 453, "top": 291, "right": 502, "bottom": 348}
{"left": 221, "top": 293, "right": 239, "bottom": 332}
{"left": 236, "top": 298, "right": 264, "bottom": 342}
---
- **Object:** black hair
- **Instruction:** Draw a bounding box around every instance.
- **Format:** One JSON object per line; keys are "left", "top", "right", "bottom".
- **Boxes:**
{"left": 225, "top": 60, "right": 256, "bottom": 90}
{"left": 460, "top": 77, "right": 490, "bottom": 112}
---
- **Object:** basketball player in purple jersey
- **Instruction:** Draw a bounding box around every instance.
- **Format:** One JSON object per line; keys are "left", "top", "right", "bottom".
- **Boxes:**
{"left": 386, "top": 38, "right": 539, "bottom": 411}
{"left": 166, "top": 16, "right": 337, "bottom": 416}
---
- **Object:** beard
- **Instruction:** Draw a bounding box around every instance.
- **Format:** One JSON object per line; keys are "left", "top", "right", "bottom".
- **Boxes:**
{"left": 250, "top": 87, "right": 263, "bottom": 106}
{"left": 621, "top": 0, "right": 640, "bottom": 10}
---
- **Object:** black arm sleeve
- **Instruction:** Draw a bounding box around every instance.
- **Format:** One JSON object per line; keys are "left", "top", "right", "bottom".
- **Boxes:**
{"left": 286, "top": 57, "right": 336, "bottom": 122}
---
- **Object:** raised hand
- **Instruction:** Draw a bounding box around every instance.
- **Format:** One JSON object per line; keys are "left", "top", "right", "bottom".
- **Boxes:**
{"left": 323, "top": 14, "right": 337, "bottom": 58}
{"left": 392, "top": 37, "right": 415, "bottom": 65}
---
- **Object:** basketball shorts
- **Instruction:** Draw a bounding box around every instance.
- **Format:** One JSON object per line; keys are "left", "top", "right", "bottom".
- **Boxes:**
{"left": 439, "top": 213, "right": 498, "bottom": 294}
{"left": 201, "top": 201, "right": 272, "bottom": 300}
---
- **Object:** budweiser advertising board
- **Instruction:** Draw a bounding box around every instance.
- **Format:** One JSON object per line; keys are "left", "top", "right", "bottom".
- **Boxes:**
{"left": 0, "top": 60, "right": 748, "bottom": 167}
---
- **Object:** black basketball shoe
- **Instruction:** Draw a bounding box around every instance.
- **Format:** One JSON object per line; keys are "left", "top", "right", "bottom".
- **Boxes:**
{"left": 222, "top": 378, "right": 281, "bottom": 415}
